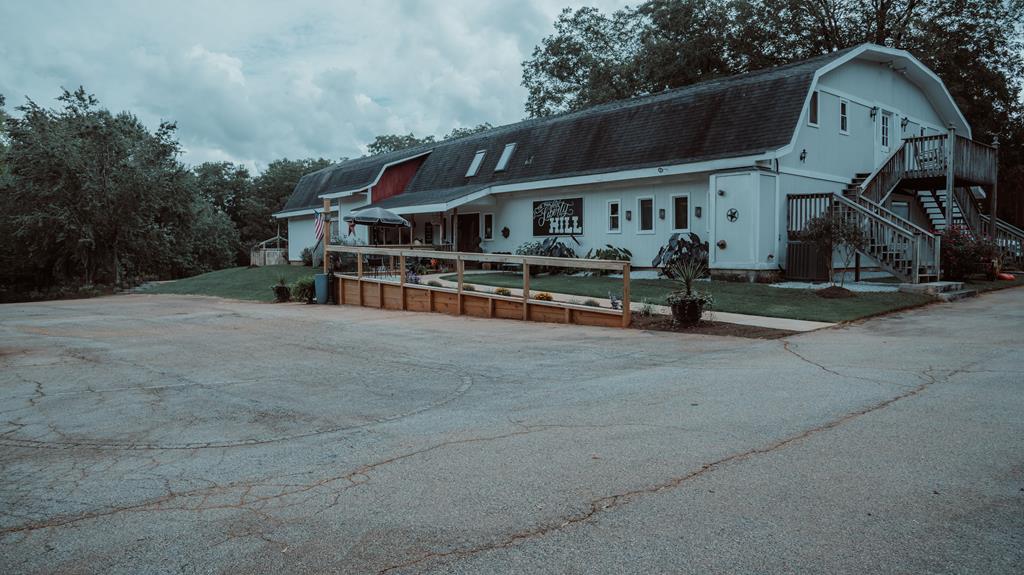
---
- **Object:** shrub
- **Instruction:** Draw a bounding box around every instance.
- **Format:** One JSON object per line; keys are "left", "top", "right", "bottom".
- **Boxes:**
{"left": 300, "top": 247, "right": 314, "bottom": 267}
{"left": 515, "top": 237, "right": 577, "bottom": 274}
{"left": 801, "top": 211, "right": 869, "bottom": 286}
{"left": 532, "top": 291, "right": 554, "bottom": 301}
{"left": 653, "top": 233, "right": 709, "bottom": 279}
{"left": 584, "top": 244, "right": 633, "bottom": 275}
{"left": 462, "top": 283, "right": 476, "bottom": 291}
{"left": 494, "top": 287, "right": 512, "bottom": 296}
{"left": 638, "top": 298, "right": 654, "bottom": 317}
{"left": 941, "top": 226, "right": 1000, "bottom": 280}
{"left": 406, "top": 271, "right": 421, "bottom": 285}
{"left": 426, "top": 280, "right": 443, "bottom": 287}
{"left": 291, "top": 275, "right": 315, "bottom": 303}
{"left": 582, "top": 299, "right": 600, "bottom": 307}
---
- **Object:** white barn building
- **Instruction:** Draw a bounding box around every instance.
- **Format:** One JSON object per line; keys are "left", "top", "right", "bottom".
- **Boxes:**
{"left": 276, "top": 44, "right": 1015, "bottom": 283}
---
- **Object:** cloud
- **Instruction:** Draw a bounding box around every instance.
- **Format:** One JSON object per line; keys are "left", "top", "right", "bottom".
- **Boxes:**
{"left": 0, "top": 0, "right": 627, "bottom": 172}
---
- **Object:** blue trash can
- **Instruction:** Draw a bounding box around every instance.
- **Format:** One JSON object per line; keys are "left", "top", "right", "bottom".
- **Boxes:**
{"left": 314, "top": 273, "right": 329, "bottom": 304}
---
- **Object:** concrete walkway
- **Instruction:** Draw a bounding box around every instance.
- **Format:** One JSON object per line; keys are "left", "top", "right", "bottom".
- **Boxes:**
{"left": 419, "top": 271, "right": 835, "bottom": 332}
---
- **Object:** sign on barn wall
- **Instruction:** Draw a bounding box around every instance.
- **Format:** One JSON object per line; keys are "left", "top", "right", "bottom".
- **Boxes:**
{"left": 532, "top": 198, "right": 584, "bottom": 236}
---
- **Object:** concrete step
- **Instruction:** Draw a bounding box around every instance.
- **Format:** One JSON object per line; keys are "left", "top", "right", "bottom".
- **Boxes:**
{"left": 899, "top": 281, "right": 965, "bottom": 295}
{"left": 936, "top": 289, "right": 978, "bottom": 302}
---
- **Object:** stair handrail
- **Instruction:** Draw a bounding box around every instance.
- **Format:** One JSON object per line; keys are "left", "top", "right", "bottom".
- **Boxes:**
{"left": 834, "top": 193, "right": 936, "bottom": 283}
{"left": 853, "top": 194, "right": 936, "bottom": 238}
{"left": 859, "top": 141, "right": 909, "bottom": 203}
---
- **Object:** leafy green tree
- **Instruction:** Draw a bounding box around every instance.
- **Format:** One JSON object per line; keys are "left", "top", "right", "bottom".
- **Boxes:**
{"left": 366, "top": 132, "right": 436, "bottom": 155}
{"left": 0, "top": 88, "right": 239, "bottom": 291}
{"left": 443, "top": 123, "right": 493, "bottom": 140}
{"left": 237, "top": 157, "right": 333, "bottom": 249}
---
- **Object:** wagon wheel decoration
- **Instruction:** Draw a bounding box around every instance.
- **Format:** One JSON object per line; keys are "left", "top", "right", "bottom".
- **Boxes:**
{"left": 726, "top": 208, "right": 739, "bottom": 222}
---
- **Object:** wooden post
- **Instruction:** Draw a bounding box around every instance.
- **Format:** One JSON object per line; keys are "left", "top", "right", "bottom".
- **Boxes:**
{"left": 399, "top": 254, "right": 406, "bottom": 310}
{"left": 621, "top": 262, "right": 631, "bottom": 328}
{"left": 456, "top": 257, "right": 464, "bottom": 316}
{"left": 322, "top": 199, "right": 331, "bottom": 274}
{"left": 522, "top": 262, "right": 530, "bottom": 321}
{"left": 945, "top": 125, "right": 956, "bottom": 230}
{"left": 356, "top": 252, "right": 363, "bottom": 306}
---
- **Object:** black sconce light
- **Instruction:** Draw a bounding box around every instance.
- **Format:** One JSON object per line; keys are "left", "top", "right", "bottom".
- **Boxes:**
{"left": 799, "top": 149, "right": 807, "bottom": 162}
{"left": 870, "top": 106, "right": 878, "bottom": 120}
{"left": 658, "top": 208, "right": 666, "bottom": 220}
{"left": 625, "top": 210, "right": 632, "bottom": 221}
{"left": 901, "top": 117, "right": 909, "bottom": 130}
{"left": 501, "top": 226, "right": 510, "bottom": 238}
{"left": 695, "top": 206, "right": 702, "bottom": 218}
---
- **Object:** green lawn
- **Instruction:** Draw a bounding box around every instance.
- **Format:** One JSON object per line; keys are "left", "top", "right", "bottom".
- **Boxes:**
{"left": 145, "top": 265, "right": 315, "bottom": 302}
{"left": 443, "top": 272, "right": 936, "bottom": 323}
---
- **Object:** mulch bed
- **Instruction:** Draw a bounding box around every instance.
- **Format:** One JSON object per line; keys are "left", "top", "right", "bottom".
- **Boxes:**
{"left": 630, "top": 313, "right": 797, "bottom": 339}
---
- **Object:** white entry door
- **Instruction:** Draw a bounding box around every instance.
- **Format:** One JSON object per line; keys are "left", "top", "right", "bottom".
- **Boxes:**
{"left": 711, "top": 173, "right": 755, "bottom": 267}
{"left": 877, "top": 109, "right": 895, "bottom": 164}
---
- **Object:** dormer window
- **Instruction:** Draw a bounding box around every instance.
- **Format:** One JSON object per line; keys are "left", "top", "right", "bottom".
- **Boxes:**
{"left": 465, "top": 150, "right": 486, "bottom": 177}
{"left": 494, "top": 143, "right": 517, "bottom": 172}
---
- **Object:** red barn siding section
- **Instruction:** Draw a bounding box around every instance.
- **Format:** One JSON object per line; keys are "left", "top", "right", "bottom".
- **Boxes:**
{"left": 371, "top": 156, "right": 428, "bottom": 203}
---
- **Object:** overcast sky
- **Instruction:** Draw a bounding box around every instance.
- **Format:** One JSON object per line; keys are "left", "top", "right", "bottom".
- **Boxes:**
{"left": 0, "top": 0, "right": 627, "bottom": 173}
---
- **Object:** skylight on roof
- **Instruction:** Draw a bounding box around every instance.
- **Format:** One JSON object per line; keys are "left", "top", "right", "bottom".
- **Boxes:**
{"left": 465, "top": 150, "right": 486, "bottom": 177}
{"left": 494, "top": 143, "right": 517, "bottom": 172}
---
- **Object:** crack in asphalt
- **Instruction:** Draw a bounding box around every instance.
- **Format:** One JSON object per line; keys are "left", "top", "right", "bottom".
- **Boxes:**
{"left": 374, "top": 360, "right": 966, "bottom": 574}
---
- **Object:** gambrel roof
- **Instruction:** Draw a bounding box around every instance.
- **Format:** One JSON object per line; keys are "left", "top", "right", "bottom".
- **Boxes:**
{"left": 279, "top": 44, "right": 966, "bottom": 215}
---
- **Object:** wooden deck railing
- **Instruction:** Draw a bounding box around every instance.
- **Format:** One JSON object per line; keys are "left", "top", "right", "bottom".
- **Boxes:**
{"left": 324, "top": 245, "right": 632, "bottom": 328}
{"left": 860, "top": 134, "right": 998, "bottom": 203}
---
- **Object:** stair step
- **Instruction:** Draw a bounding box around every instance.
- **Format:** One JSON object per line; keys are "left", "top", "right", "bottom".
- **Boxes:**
{"left": 936, "top": 289, "right": 977, "bottom": 302}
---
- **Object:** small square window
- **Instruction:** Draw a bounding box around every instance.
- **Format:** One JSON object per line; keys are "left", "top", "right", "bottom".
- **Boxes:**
{"left": 672, "top": 196, "right": 689, "bottom": 230}
{"left": 808, "top": 91, "right": 819, "bottom": 126}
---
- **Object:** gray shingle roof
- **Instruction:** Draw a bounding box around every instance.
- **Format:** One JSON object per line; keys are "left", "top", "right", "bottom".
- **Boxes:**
{"left": 281, "top": 47, "right": 857, "bottom": 214}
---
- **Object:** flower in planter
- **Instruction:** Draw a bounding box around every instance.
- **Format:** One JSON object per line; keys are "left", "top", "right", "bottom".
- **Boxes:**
{"left": 532, "top": 292, "right": 554, "bottom": 301}
{"left": 495, "top": 287, "right": 512, "bottom": 296}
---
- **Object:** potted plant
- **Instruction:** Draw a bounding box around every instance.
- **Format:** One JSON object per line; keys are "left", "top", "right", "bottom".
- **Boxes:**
{"left": 665, "top": 259, "right": 713, "bottom": 326}
{"left": 271, "top": 276, "right": 291, "bottom": 303}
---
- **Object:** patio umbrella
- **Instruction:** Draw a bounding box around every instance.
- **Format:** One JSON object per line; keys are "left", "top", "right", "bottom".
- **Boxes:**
{"left": 343, "top": 207, "right": 411, "bottom": 228}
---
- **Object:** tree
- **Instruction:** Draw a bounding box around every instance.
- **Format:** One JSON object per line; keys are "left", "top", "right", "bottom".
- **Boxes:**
{"left": 237, "top": 157, "right": 333, "bottom": 249}
{"left": 443, "top": 123, "right": 493, "bottom": 140}
{"left": 0, "top": 87, "right": 239, "bottom": 291}
{"left": 366, "top": 132, "right": 435, "bottom": 155}
{"left": 803, "top": 210, "right": 869, "bottom": 286}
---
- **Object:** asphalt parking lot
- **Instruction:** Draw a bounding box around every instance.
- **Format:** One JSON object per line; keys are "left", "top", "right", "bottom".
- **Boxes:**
{"left": 1, "top": 290, "right": 1022, "bottom": 574}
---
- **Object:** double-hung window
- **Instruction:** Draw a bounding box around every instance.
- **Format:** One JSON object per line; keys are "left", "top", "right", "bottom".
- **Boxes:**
{"left": 839, "top": 99, "right": 849, "bottom": 134}
{"left": 482, "top": 213, "right": 494, "bottom": 240}
{"left": 607, "top": 200, "right": 621, "bottom": 233}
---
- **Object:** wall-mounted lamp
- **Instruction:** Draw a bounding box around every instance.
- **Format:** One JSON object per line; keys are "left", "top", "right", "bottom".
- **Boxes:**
{"left": 799, "top": 149, "right": 807, "bottom": 163}
{"left": 901, "top": 117, "right": 910, "bottom": 130}
{"left": 501, "top": 226, "right": 510, "bottom": 238}
{"left": 658, "top": 208, "right": 666, "bottom": 220}
{"left": 870, "top": 106, "right": 878, "bottom": 120}
{"left": 625, "top": 210, "right": 632, "bottom": 221}
{"left": 695, "top": 206, "right": 702, "bottom": 218}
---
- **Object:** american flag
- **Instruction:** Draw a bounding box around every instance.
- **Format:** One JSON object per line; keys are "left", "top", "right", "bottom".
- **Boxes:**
{"left": 313, "top": 211, "right": 325, "bottom": 241}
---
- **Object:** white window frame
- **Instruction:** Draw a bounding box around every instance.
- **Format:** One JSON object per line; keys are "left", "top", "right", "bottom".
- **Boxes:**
{"left": 670, "top": 193, "right": 690, "bottom": 232}
{"left": 839, "top": 99, "right": 850, "bottom": 135}
{"left": 602, "top": 198, "right": 618, "bottom": 231}
{"left": 481, "top": 213, "right": 494, "bottom": 241}
{"left": 465, "top": 150, "right": 486, "bottom": 177}
{"left": 808, "top": 90, "right": 819, "bottom": 127}
{"left": 494, "top": 143, "right": 516, "bottom": 172}
{"left": 636, "top": 196, "right": 655, "bottom": 234}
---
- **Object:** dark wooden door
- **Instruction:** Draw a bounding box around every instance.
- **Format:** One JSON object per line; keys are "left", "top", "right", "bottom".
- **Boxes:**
{"left": 457, "top": 214, "right": 480, "bottom": 252}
